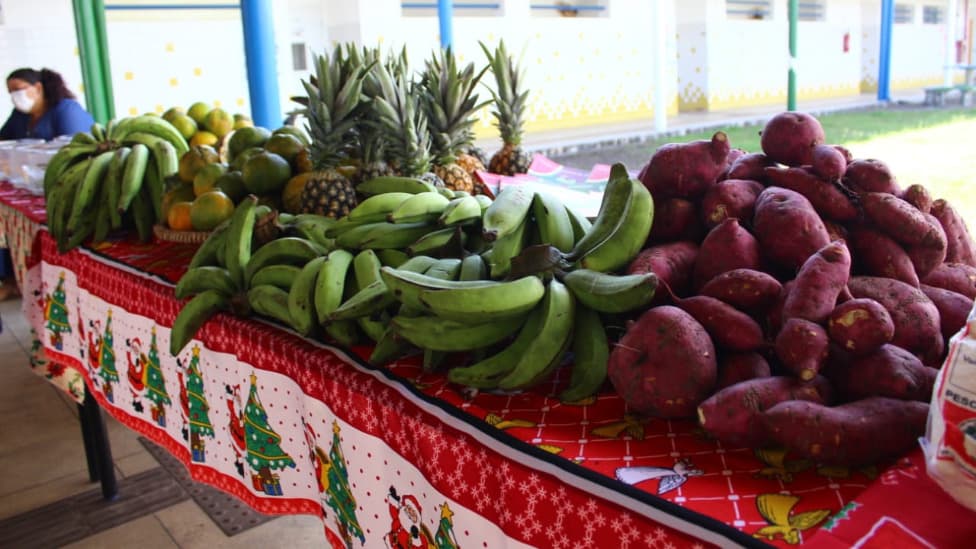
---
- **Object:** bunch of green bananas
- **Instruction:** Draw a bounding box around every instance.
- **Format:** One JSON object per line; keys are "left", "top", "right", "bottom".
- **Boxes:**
{"left": 44, "top": 115, "right": 189, "bottom": 252}
{"left": 169, "top": 165, "right": 660, "bottom": 401}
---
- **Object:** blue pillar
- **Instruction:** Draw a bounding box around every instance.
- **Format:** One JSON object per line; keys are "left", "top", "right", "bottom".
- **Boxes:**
{"left": 878, "top": 0, "right": 893, "bottom": 101}
{"left": 438, "top": 0, "right": 453, "bottom": 49}
{"left": 240, "top": 0, "right": 282, "bottom": 127}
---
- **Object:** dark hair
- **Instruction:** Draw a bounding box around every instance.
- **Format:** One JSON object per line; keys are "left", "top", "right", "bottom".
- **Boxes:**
{"left": 7, "top": 67, "right": 76, "bottom": 105}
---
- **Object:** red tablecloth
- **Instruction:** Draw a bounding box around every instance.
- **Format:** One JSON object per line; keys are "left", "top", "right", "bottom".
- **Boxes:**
{"left": 4, "top": 181, "right": 975, "bottom": 548}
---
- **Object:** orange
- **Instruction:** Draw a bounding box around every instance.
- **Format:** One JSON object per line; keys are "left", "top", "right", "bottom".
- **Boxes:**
{"left": 264, "top": 133, "right": 304, "bottom": 166}
{"left": 204, "top": 108, "right": 234, "bottom": 139}
{"left": 190, "top": 131, "right": 219, "bottom": 148}
{"left": 167, "top": 201, "right": 194, "bottom": 231}
{"left": 161, "top": 183, "right": 196, "bottom": 222}
{"left": 190, "top": 191, "right": 235, "bottom": 231}
{"left": 187, "top": 102, "right": 210, "bottom": 125}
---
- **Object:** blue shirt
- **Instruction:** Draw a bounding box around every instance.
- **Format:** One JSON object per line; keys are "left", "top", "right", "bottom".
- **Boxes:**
{"left": 0, "top": 98, "right": 94, "bottom": 141}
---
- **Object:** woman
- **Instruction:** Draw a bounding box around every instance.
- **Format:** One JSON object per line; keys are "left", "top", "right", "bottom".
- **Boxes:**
{"left": 1, "top": 67, "right": 93, "bottom": 141}
{"left": 0, "top": 68, "right": 93, "bottom": 299}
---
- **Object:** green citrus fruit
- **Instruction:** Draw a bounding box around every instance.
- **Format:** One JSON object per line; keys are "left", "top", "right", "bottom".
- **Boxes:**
{"left": 190, "top": 191, "right": 236, "bottom": 231}
{"left": 242, "top": 151, "right": 292, "bottom": 195}
{"left": 162, "top": 183, "right": 196, "bottom": 222}
{"left": 272, "top": 125, "right": 311, "bottom": 146}
{"left": 170, "top": 114, "right": 198, "bottom": 140}
{"left": 187, "top": 102, "right": 211, "bottom": 125}
{"left": 263, "top": 133, "right": 304, "bottom": 165}
{"left": 178, "top": 145, "right": 220, "bottom": 183}
{"left": 228, "top": 126, "right": 271, "bottom": 161}
{"left": 214, "top": 170, "right": 247, "bottom": 202}
{"left": 204, "top": 108, "right": 234, "bottom": 139}
{"left": 193, "top": 162, "right": 228, "bottom": 196}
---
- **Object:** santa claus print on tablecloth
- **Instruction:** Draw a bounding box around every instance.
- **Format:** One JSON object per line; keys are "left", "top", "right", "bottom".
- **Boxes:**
{"left": 125, "top": 334, "right": 149, "bottom": 414}
{"left": 384, "top": 488, "right": 460, "bottom": 549}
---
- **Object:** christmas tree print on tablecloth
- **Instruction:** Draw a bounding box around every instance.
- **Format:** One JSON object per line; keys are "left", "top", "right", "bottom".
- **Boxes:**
{"left": 434, "top": 503, "right": 460, "bottom": 549}
{"left": 183, "top": 345, "right": 214, "bottom": 462}
{"left": 97, "top": 310, "right": 118, "bottom": 403}
{"left": 319, "top": 421, "right": 365, "bottom": 547}
{"left": 144, "top": 326, "right": 171, "bottom": 427}
{"left": 244, "top": 374, "right": 295, "bottom": 496}
{"left": 44, "top": 272, "right": 71, "bottom": 350}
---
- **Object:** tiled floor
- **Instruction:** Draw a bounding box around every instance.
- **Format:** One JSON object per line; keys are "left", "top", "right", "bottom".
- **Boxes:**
{"left": 0, "top": 297, "right": 327, "bottom": 548}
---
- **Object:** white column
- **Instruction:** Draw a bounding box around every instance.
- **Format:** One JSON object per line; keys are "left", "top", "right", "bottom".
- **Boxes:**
{"left": 944, "top": 0, "right": 959, "bottom": 85}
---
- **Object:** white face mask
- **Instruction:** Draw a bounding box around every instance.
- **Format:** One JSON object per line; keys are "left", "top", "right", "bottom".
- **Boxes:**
{"left": 11, "top": 89, "right": 35, "bottom": 113}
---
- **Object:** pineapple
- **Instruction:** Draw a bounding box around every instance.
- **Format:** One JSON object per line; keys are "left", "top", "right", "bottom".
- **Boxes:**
{"left": 368, "top": 56, "right": 436, "bottom": 183}
{"left": 419, "top": 48, "right": 489, "bottom": 193}
{"left": 295, "top": 46, "right": 373, "bottom": 218}
{"left": 482, "top": 40, "right": 532, "bottom": 176}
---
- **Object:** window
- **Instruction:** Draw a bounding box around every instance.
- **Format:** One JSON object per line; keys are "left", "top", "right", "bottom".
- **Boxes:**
{"left": 401, "top": 1, "right": 502, "bottom": 17}
{"left": 923, "top": 5, "right": 944, "bottom": 24}
{"left": 291, "top": 43, "right": 307, "bottom": 71}
{"left": 798, "top": 1, "right": 825, "bottom": 22}
{"left": 894, "top": 4, "right": 914, "bottom": 24}
{"left": 530, "top": 1, "right": 607, "bottom": 18}
{"left": 727, "top": 0, "right": 772, "bottom": 21}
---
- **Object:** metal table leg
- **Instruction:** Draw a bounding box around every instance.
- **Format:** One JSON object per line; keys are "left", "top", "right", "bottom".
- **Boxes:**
{"left": 77, "top": 402, "right": 100, "bottom": 482}
{"left": 80, "top": 386, "right": 118, "bottom": 500}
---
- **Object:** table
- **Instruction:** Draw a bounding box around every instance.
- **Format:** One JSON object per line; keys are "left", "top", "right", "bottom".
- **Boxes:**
{"left": 3, "top": 181, "right": 974, "bottom": 548}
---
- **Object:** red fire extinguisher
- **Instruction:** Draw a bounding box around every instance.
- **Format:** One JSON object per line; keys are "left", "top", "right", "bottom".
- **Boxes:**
{"left": 843, "top": 32, "right": 850, "bottom": 53}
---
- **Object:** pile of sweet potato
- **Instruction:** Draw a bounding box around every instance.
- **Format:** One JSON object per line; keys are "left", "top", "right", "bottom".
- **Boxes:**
{"left": 610, "top": 111, "right": 976, "bottom": 467}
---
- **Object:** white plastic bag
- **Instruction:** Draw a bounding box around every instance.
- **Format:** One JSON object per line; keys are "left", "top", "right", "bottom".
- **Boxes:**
{"left": 924, "top": 300, "right": 976, "bottom": 511}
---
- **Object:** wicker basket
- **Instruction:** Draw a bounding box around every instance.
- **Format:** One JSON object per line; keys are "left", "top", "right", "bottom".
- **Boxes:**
{"left": 152, "top": 210, "right": 280, "bottom": 245}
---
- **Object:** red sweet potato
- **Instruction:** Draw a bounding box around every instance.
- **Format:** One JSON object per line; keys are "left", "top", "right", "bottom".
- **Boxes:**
{"left": 775, "top": 318, "right": 830, "bottom": 381}
{"left": 753, "top": 187, "right": 831, "bottom": 272}
{"left": 833, "top": 145, "right": 854, "bottom": 164}
{"left": 700, "top": 179, "right": 764, "bottom": 229}
{"left": 847, "top": 276, "right": 943, "bottom": 356}
{"left": 717, "top": 352, "right": 772, "bottom": 389}
{"left": 760, "top": 112, "right": 825, "bottom": 166}
{"left": 648, "top": 198, "right": 704, "bottom": 244}
{"left": 699, "top": 268, "right": 783, "bottom": 311}
{"left": 672, "top": 295, "right": 766, "bottom": 352}
{"left": 810, "top": 144, "right": 847, "bottom": 181}
{"left": 698, "top": 376, "right": 832, "bottom": 448}
{"left": 920, "top": 284, "right": 972, "bottom": 341}
{"left": 844, "top": 159, "right": 901, "bottom": 195}
{"left": 692, "top": 218, "right": 762, "bottom": 290}
{"left": 626, "top": 241, "right": 699, "bottom": 300}
{"left": 861, "top": 192, "right": 943, "bottom": 248}
{"left": 848, "top": 226, "right": 919, "bottom": 287}
{"left": 762, "top": 397, "right": 929, "bottom": 466}
{"left": 822, "top": 219, "right": 848, "bottom": 242}
{"left": 607, "top": 306, "right": 717, "bottom": 418}
{"left": 901, "top": 184, "right": 933, "bottom": 214}
{"left": 826, "top": 344, "right": 933, "bottom": 402}
{"left": 723, "top": 152, "right": 776, "bottom": 183}
{"left": 921, "top": 263, "right": 976, "bottom": 299}
{"left": 931, "top": 199, "right": 976, "bottom": 267}
{"left": 639, "top": 131, "right": 731, "bottom": 199}
{"left": 827, "top": 298, "right": 895, "bottom": 356}
{"left": 767, "top": 280, "right": 795, "bottom": 335}
{"left": 905, "top": 213, "right": 947, "bottom": 280}
{"left": 783, "top": 240, "right": 852, "bottom": 324}
{"left": 763, "top": 166, "right": 858, "bottom": 222}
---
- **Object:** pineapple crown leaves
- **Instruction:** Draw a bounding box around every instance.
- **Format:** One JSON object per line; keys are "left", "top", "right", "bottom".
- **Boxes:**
{"left": 420, "top": 47, "right": 491, "bottom": 163}
{"left": 371, "top": 61, "right": 432, "bottom": 177}
{"left": 479, "top": 40, "right": 529, "bottom": 146}
{"left": 299, "top": 45, "right": 376, "bottom": 169}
